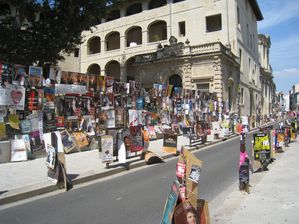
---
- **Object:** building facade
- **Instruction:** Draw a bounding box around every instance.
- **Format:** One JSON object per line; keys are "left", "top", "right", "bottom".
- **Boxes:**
{"left": 290, "top": 84, "right": 299, "bottom": 111}
{"left": 59, "top": 0, "right": 264, "bottom": 116}
{"left": 258, "top": 34, "right": 276, "bottom": 117}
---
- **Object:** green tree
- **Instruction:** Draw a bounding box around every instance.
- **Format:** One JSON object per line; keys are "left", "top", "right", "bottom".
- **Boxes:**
{"left": 0, "top": 0, "right": 122, "bottom": 66}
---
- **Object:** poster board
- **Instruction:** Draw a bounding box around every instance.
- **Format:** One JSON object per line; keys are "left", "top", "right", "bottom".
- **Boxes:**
{"left": 60, "top": 130, "right": 76, "bottom": 154}
{"left": 162, "top": 134, "right": 178, "bottom": 154}
{"left": 253, "top": 133, "right": 271, "bottom": 161}
{"left": 101, "top": 135, "right": 114, "bottom": 163}
{"left": 173, "top": 200, "right": 200, "bottom": 224}
{"left": 10, "top": 138, "right": 28, "bottom": 162}
{"left": 276, "top": 129, "right": 285, "bottom": 148}
{"left": 72, "top": 132, "right": 89, "bottom": 149}
{"left": 129, "top": 126, "right": 143, "bottom": 152}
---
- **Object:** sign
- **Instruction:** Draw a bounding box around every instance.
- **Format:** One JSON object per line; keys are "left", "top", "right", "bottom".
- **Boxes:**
{"left": 10, "top": 139, "right": 28, "bottom": 162}
{"left": 160, "top": 179, "right": 180, "bottom": 224}
{"left": 253, "top": 133, "right": 270, "bottom": 160}
{"left": 276, "top": 129, "right": 285, "bottom": 148}
{"left": 163, "top": 134, "right": 178, "bottom": 154}
{"left": 0, "top": 85, "right": 25, "bottom": 110}
{"left": 101, "top": 135, "right": 114, "bottom": 163}
{"left": 55, "top": 84, "right": 87, "bottom": 95}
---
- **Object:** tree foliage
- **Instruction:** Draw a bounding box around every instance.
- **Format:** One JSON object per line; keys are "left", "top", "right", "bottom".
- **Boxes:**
{"left": 0, "top": 0, "right": 122, "bottom": 66}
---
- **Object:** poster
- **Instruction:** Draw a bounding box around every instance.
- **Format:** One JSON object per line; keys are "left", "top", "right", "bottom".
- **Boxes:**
{"left": 10, "top": 138, "right": 28, "bottom": 162}
{"left": 115, "top": 108, "right": 124, "bottom": 126}
{"left": 29, "top": 66, "right": 42, "bottom": 87}
{"left": 0, "top": 141, "right": 11, "bottom": 163}
{"left": 8, "top": 114, "right": 20, "bottom": 130}
{"left": 43, "top": 133, "right": 56, "bottom": 170}
{"left": 15, "top": 134, "right": 31, "bottom": 159}
{"left": 68, "top": 72, "right": 78, "bottom": 85}
{"left": 106, "top": 110, "right": 116, "bottom": 128}
{"left": 160, "top": 179, "right": 180, "bottom": 224}
{"left": 101, "top": 135, "right": 114, "bottom": 163}
{"left": 253, "top": 133, "right": 271, "bottom": 160}
{"left": 129, "top": 110, "right": 139, "bottom": 126}
{"left": 78, "top": 73, "right": 88, "bottom": 86}
{"left": 173, "top": 201, "right": 199, "bottom": 224}
{"left": 129, "top": 126, "right": 143, "bottom": 152}
{"left": 276, "top": 129, "right": 285, "bottom": 148}
{"left": 72, "top": 132, "right": 89, "bottom": 149}
{"left": 88, "top": 74, "right": 97, "bottom": 91}
{"left": 163, "top": 134, "right": 178, "bottom": 154}
{"left": 29, "top": 130, "right": 44, "bottom": 155}
{"left": 60, "top": 130, "right": 76, "bottom": 153}
{"left": 0, "top": 85, "right": 26, "bottom": 110}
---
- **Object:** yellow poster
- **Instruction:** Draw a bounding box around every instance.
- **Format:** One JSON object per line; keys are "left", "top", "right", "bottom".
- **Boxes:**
{"left": 0, "top": 122, "right": 6, "bottom": 139}
{"left": 9, "top": 114, "right": 20, "bottom": 130}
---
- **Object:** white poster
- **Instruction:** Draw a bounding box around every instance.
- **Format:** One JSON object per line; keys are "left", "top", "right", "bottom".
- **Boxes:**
{"left": 118, "top": 139, "right": 127, "bottom": 164}
{"left": 107, "top": 110, "right": 116, "bottom": 128}
{"left": 101, "top": 135, "right": 114, "bottom": 163}
{"left": 129, "top": 110, "right": 138, "bottom": 126}
{"left": 11, "top": 139, "right": 28, "bottom": 162}
{"left": 0, "top": 85, "right": 26, "bottom": 110}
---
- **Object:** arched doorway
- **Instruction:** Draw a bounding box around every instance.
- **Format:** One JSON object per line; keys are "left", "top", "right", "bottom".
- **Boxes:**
{"left": 87, "top": 64, "right": 101, "bottom": 75}
{"left": 105, "top": 61, "right": 120, "bottom": 81}
{"left": 169, "top": 74, "right": 182, "bottom": 87}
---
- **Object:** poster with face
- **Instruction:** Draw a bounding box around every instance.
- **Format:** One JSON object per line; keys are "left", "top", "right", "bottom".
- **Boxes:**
{"left": 105, "top": 76, "right": 114, "bottom": 93}
{"left": 101, "top": 95, "right": 110, "bottom": 111}
{"left": 60, "top": 130, "right": 76, "bottom": 154}
{"left": 107, "top": 93, "right": 114, "bottom": 109}
{"left": 88, "top": 74, "right": 97, "bottom": 91}
{"left": 0, "top": 84, "right": 26, "bottom": 110}
{"left": 114, "top": 95, "right": 123, "bottom": 108}
{"left": 60, "top": 71, "right": 69, "bottom": 84}
{"left": 0, "top": 63, "right": 13, "bottom": 85}
{"left": 13, "top": 64, "right": 27, "bottom": 85}
{"left": 115, "top": 108, "right": 124, "bottom": 126}
{"left": 97, "top": 75, "right": 106, "bottom": 92}
{"left": 78, "top": 73, "right": 88, "bottom": 86}
{"left": 106, "top": 110, "right": 116, "bottom": 128}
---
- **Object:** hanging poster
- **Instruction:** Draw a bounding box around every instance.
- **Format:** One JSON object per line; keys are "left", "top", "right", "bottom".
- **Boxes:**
{"left": 88, "top": 74, "right": 97, "bottom": 91}
{"left": 29, "top": 130, "right": 44, "bottom": 155}
{"left": 147, "top": 126, "right": 157, "bottom": 140}
{"left": 56, "top": 116, "right": 65, "bottom": 129}
{"left": 105, "top": 76, "right": 114, "bottom": 93}
{"left": 15, "top": 134, "right": 32, "bottom": 159}
{"left": 13, "top": 64, "right": 27, "bottom": 85}
{"left": 64, "top": 94, "right": 79, "bottom": 117}
{"left": 107, "top": 93, "right": 115, "bottom": 109}
{"left": 115, "top": 108, "right": 124, "bottom": 126}
{"left": 8, "top": 114, "right": 20, "bottom": 130}
{"left": 276, "top": 129, "right": 285, "bottom": 148}
{"left": 101, "top": 135, "right": 114, "bottom": 163}
{"left": 44, "top": 87, "right": 55, "bottom": 109}
{"left": 0, "top": 122, "right": 6, "bottom": 139}
{"left": 129, "top": 110, "right": 139, "bottom": 127}
{"left": 129, "top": 126, "right": 143, "bottom": 152}
{"left": 0, "top": 141, "right": 11, "bottom": 163}
{"left": 97, "top": 75, "right": 106, "bottom": 92}
{"left": 107, "top": 110, "right": 116, "bottom": 128}
{"left": 29, "top": 66, "right": 42, "bottom": 87}
{"left": 118, "top": 139, "right": 127, "bottom": 164}
{"left": 78, "top": 73, "right": 88, "bottom": 86}
{"left": 60, "top": 130, "right": 76, "bottom": 154}
{"left": 0, "top": 63, "right": 13, "bottom": 85}
{"left": 10, "top": 138, "right": 28, "bottom": 162}
{"left": 0, "top": 85, "right": 25, "bottom": 110}
{"left": 160, "top": 179, "right": 180, "bottom": 224}
{"left": 72, "top": 132, "right": 89, "bottom": 149}
{"left": 101, "top": 95, "right": 110, "bottom": 111}
{"left": 114, "top": 95, "right": 123, "bottom": 108}
{"left": 163, "top": 133, "right": 178, "bottom": 154}
{"left": 68, "top": 72, "right": 79, "bottom": 85}
{"left": 43, "top": 110, "right": 56, "bottom": 132}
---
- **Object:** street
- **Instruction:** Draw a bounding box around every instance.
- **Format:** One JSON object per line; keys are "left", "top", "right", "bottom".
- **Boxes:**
{"left": 0, "top": 132, "right": 255, "bottom": 224}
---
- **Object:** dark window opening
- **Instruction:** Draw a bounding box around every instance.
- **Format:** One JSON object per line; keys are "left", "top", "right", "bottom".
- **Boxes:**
{"left": 126, "top": 3, "right": 142, "bottom": 16}
{"left": 88, "top": 37, "right": 101, "bottom": 55}
{"left": 74, "top": 48, "right": 79, "bottom": 57}
{"left": 149, "top": 0, "right": 167, "bottom": 10}
{"left": 106, "top": 32, "right": 120, "bottom": 51}
{"left": 206, "top": 14, "right": 222, "bottom": 32}
{"left": 197, "top": 83, "right": 209, "bottom": 92}
{"left": 126, "top": 27, "right": 142, "bottom": 47}
{"left": 148, "top": 21, "right": 167, "bottom": 42}
{"left": 178, "top": 21, "right": 185, "bottom": 36}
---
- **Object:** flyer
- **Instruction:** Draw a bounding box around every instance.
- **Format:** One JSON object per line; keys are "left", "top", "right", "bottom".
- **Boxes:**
{"left": 101, "top": 135, "right": 114, "bottom": 163}
{"left": 29, "top": 66, "right": 43, "bottom": 87}
{"left": 60, "top": 130, "right": 76, "bottom": 153}
{"left": 10, "top": 138, "right": 28, "bottom": 162}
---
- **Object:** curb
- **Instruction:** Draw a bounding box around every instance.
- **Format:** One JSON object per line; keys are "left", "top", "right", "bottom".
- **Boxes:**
{"left": 0, "top": 123, "right": 276, "bottom": 206}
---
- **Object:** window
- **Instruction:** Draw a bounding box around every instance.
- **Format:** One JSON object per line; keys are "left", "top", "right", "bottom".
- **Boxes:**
{"left": 74, "top": 48, "right": 79, "bottom": 57}
{"left": 178, "top": 21, "right": 185, "bottom": 37}
{"left": 237, "top": 6, "right": 240, "bottom": 28}
{"left": 239, "top": 48, "right": 242, "bottom": 70}
{"left": 206, "top": 14, "right": 222, "bottom": 32}
{"left": 197, "top": 83, "right": 209, "bottom": 92}
{"left": 107, "top": 10, "right": 120, "bottom": 21}
{"left": 240, "top": 88, "right": 244, "bottom": 104}
{"left": 149, "top": 0, "right": 167, "bottom": 10}
{"left": 126, "top": 3, "right": 142, "bottom": 16}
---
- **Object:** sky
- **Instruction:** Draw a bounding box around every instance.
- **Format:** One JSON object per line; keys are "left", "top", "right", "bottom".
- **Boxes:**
{"left": 257, "top": 0, "right": 299, "bottom": 94}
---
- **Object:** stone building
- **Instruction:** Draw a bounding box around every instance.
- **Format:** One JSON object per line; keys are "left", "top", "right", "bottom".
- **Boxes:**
{"left": 59, "top": 0, "right": 264, "bottom": 116}
{"left": 258, "top": 34, "right": 276, "bottom": 116}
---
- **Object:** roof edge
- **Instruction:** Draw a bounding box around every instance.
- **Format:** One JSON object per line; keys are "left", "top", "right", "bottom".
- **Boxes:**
{"left": 249, "top": 0, "right": 263, "bottom": 21}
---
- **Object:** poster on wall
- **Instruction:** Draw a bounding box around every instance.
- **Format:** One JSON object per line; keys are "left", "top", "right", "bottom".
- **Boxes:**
{"left": 0, "top": 85, "right": 26, "bottom": 110}
{"left": 10, "top": 138, "right": 28, "bottom": 162}
{"left": 107, "top": 110, "right": 116, "bottom": 128}
{"left": 0, "top": 141, "right": 11, "bottom": 163}
{"left": 101, "top": 135, "right": 114, "bottom": 163}
{"left": 88, "top": 74, "right": 97, "bottom": 92}
{"left": 60, "top": 130, "right": 76, "bottom": 154}
{"left": 15, "top": 134, "right": 32, "bottom": 159}
{"left": 129, "top": 126, "right": 143, "bottom": 152}
{"left": 29, "top": 66, "right": 43, "bottom": 87}
{"left": 72, "top": 132, "right": 89, "bottom": 149}
{"left": 276, "top": 129, "right": 285, "bottom": 148}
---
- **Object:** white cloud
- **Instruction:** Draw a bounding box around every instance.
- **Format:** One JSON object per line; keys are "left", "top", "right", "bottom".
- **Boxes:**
{"left": 258, "top": 1, "right": 299, "bottom": 30}
{"left": 275, "top": 68, "right": 299, "bottom": 77}
{"left": 273, "top": 68, "right": 299, "bottom": 93}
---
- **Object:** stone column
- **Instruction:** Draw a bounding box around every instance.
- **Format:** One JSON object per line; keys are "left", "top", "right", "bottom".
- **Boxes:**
{"left": 120, "top": 65, "right": 127, "bottom": 82}
{"left": 182, "top": 60, "right": 192, "bottom": 89}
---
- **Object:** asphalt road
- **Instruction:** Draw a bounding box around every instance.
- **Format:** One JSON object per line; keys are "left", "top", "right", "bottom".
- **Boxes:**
{"left": 0, "top": 132, "right": 256, "bottom": 224}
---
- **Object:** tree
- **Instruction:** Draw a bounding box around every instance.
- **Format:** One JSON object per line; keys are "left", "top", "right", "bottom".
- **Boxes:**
{"left": 0, "top": 0, "right": 122, "bottom": 66}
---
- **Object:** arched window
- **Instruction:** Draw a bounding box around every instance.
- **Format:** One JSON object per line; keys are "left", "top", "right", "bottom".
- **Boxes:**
{"left": 106, "top": 61, "right": 120, "bottom": 80}
{"left": 126, "top": 26, "right": 142, "bottom": 47}
{"left": 149, "top": 0, "right": 167, "bottom": 10}
{"left": 87, "top": 36, "right": 101, "bottom": 55}
{"left": 107, "top": 9, "right": 120, "bottom": 21}
{"left": 126, "top": 3, "right": 142, "bottom": 16}
{"left": 106, "top": 32, "right": 120, "bottom": 51}
{"left": 87, "top": 64, "right": 101, "bottom": 75}
{"left": 148, "top": 21, "right": 167, "bottom": 43}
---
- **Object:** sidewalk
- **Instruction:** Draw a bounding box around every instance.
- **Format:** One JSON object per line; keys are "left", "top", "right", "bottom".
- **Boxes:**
{"left": 0, "top": 135, "right": 195, "bottom": 205}
{"left": 211, "top": 138, "right": 299, "bottom": 223}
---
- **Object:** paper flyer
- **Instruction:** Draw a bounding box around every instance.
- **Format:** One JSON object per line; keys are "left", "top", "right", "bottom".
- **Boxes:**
{"left": 10, "top": 139, "right": 28, "bottom": 162}
{"left": 101, "top": 135, "right": 114, "bottom": 163}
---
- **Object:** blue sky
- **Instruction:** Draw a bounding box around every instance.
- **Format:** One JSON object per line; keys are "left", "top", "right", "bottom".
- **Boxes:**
{"left": 257, "top": 0, "right": 299, "bottom": 94}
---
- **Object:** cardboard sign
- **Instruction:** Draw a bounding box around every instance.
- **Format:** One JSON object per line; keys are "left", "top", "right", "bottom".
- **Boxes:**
{"left": 60, "top": 130, "right": 76, "bottom": 154}
{"left": 72, "top": 132, "right": 89, "bottom": 149}
{"left": 163, "top": 134, "right": 178, "bottom": 154}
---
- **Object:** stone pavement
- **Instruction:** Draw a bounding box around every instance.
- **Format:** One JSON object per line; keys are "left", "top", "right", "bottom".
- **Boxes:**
{"left": 210, "top": 138, "right": 299, "bottom": 224}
